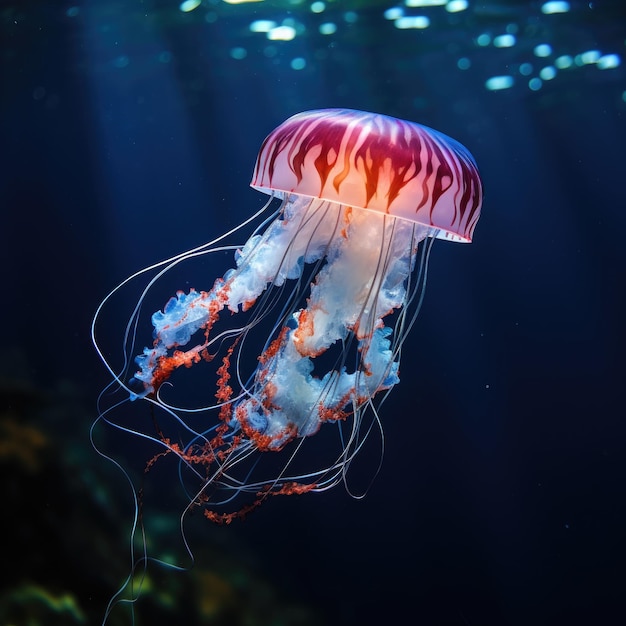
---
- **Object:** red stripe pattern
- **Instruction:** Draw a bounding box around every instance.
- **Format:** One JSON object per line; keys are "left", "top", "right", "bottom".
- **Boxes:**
{"left": 251, "top": 108, "right": 483, "bottom": 242}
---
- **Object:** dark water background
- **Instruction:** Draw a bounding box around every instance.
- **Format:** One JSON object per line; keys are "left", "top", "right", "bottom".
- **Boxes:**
{"left": 2, "top": 1, "right": 625, "bottom": 625}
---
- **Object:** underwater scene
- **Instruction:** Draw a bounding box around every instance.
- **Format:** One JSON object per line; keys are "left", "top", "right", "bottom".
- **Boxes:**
{"left": 1, "top": 1, "right": 625, "bottom": 625}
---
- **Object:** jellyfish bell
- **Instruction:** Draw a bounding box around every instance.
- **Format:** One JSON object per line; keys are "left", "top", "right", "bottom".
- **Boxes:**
{"left": 251, "top": 108, "right": 481, "bottom": 243}
{"left": 93, "top": 108, "right": 482, "bottom": 528}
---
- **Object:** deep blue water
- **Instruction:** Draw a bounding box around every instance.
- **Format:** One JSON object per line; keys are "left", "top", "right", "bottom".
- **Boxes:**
{"left": 2, "top": 1, "right": 625, "bottom": 625}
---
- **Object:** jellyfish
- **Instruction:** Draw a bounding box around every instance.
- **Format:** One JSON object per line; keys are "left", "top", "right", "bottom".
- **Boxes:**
{"left": 93, "top": 108, "right": 482, "bottom": 524}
